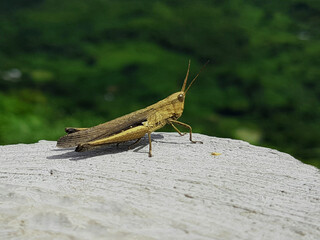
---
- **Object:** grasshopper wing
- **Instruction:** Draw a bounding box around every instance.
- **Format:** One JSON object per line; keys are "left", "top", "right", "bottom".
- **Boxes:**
{"left": 57, "top": 109, "right": 153, "bottom": 148}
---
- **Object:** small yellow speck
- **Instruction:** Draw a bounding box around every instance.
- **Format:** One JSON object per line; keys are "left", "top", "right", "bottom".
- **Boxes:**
{"left": 211, "top": 152, "right": 221, "bottom": 156}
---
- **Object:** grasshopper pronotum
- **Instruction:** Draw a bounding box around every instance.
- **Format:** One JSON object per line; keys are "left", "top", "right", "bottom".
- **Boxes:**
{"left": 57, "top": 60, "right": 207, "bottom": 157}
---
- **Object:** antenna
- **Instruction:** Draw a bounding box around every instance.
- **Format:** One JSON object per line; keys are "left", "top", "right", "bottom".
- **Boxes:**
{"left": 181, "top": 60, "right": 191, "bottom": 92}
{"left": 184, "top": 60, "right": 210, "bottom": 94}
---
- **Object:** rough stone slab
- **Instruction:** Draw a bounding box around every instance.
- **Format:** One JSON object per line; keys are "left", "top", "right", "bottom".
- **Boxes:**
{"left": 0, "top": 132, "right": 319, "bottom": 240}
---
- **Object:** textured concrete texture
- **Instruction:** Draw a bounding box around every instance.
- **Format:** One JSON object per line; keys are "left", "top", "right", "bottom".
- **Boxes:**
{"left": 0, "top": 132, "right": 319, "bottom": 240}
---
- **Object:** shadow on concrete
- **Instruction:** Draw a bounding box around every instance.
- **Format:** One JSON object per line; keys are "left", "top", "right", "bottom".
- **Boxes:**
{"left": 47, "top": 133, "right": 164, "bottom": 161}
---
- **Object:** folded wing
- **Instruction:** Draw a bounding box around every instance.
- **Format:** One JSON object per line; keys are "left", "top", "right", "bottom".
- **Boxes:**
{"left": 57, "top": 109, "right": 153, "bottom": 148}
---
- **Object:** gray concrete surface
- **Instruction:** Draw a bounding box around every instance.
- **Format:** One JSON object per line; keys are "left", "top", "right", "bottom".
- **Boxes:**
{"left": 0, "top": 132, "right": 319, "bottom": 240}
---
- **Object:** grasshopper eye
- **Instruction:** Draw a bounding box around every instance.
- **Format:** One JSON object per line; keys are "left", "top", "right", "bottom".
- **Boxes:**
{"left": 177, "top": 94, "right": 184, "bottom": 102}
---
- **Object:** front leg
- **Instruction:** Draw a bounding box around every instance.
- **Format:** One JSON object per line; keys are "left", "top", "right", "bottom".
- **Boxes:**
{"left": 168, "top": 119, "right": 203, "bottom": 144}
{"left": 168, "top": 121, "right": 186, "bottom": 136}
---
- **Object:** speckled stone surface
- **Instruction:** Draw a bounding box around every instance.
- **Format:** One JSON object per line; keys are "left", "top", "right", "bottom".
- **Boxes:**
{"left": 0, "top": 133, "right": 319, "bottom": 240}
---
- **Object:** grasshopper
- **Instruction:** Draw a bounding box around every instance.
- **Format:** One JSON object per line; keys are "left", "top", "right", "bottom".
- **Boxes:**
{"left": 57, "top": 60, "right": 207, "bottom": 157}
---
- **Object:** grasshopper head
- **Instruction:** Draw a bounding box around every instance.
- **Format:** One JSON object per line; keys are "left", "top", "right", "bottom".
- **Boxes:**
{"left": 166, "top": 91, "right": 186, "bottom": 120}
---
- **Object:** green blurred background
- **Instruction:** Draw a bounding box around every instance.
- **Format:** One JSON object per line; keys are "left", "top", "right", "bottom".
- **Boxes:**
{"left": 0, "top": 0, "right": 319, "bottom": 167}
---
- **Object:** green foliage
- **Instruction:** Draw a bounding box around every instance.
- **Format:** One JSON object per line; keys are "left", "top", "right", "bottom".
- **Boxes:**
{"left": 0, "top": 0, "right": 319, "bottom": 167}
